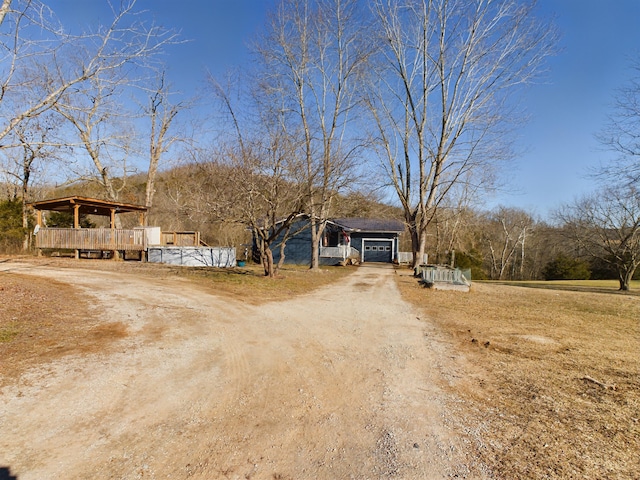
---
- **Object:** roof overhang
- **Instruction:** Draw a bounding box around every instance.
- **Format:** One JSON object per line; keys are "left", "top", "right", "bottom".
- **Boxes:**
{"left": 329, "top": 218, "right": 405, "bottom": 234}
{"left": 29, "top": 196, "right": 147, "bottom": 217}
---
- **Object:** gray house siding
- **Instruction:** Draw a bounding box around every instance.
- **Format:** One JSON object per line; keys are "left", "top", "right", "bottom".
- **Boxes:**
{"left": 271, "top": 219, "right": 312, "bottom": 265}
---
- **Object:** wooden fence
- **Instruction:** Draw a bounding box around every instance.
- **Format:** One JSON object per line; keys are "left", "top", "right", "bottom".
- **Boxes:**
{"left": 160, "top": 231, "right": 201, "bottom": 247}
{"left": 35, "top": 228, "right": 145, "bottom": 251}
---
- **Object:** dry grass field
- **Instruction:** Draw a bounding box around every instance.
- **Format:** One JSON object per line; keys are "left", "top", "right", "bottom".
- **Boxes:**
{"left": 396, "top": 269, "right": 640, "bottom": 479}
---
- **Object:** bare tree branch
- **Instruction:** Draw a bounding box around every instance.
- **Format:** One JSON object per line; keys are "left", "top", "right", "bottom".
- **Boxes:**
{"left": 367, "top": 0, "right": 557, "bottom": 268}
{"left": 257, "top": 0, "right": 371, "bottom": 270}
{"left": 596, "top": 60, "right": 640, "bottom": 187}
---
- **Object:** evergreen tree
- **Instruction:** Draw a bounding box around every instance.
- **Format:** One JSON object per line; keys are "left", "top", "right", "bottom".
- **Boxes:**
{"left": 542, "top": 254, "right": 591, "bottom": 280}
{"left": 0, "top": 199, "right": 27, "bottom": 252}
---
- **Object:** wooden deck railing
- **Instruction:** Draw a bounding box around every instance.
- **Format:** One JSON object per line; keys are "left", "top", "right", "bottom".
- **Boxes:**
{"left": 35, "top": 228, "right": 146, "bottom": 251}
{"left": 160, "top": 231, "right": 201, "bottom": 246}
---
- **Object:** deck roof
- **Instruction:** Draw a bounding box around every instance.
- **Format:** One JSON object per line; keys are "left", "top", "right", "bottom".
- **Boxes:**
{"left": 29, "top": 196, "right": 147, "bottom": 217}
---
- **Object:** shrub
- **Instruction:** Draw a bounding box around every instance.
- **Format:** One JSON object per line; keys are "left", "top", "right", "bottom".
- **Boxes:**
{"left": 542, "top": 254, "right": 591, "bottom": 280}
{"left": 0, "top": 198, "right": 26, "bottom": 252}
{"left": 455, "top": 249, "right": 487, "bottom": 280}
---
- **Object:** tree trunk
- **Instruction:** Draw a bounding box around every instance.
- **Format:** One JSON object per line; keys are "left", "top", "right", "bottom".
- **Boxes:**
{"left": 405, "top": 212, "right": 421, "bottom": 269}
{"left": 20, "top": 141, "right": 33, "bottom": 251}
{"left": 275, "top": 225, "right": 292, "bottom": 276}
{"left": 619, "top": 275, "right": 629, "bottom": 291}
{"left": 22, "top": 197, "right": 30, "bottom": 250}
{"left": 618, "top": 268, "right": 635, "bottom": 291}
{"left": 310, "top": 217, "right": 322, "bottom": 270}
{"left": 263, "top": 247, "right": 275, "bottom": 278}
{"left": 520, "top": 230, "right": 526, "bottom": 280}
{"left": 418, "top": 229, "right": 427, "bottom": 267}
{"left": 275, "top": 241, "right": 287, "bottom": 276}
{"left": 21, "top": 170, "right": 30, "bottom": 251}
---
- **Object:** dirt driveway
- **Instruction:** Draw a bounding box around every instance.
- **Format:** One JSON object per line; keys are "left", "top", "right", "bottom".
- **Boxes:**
{"left": 0, "top": 262, "right": 481, "bottom": 479}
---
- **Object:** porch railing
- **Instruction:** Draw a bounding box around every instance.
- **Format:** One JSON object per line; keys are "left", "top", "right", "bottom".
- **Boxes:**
{"left": 319, "top": 246, "right": 360, "bottom": 259}
{"left": 35, "top": 228, "right": 146, "bottom": 251}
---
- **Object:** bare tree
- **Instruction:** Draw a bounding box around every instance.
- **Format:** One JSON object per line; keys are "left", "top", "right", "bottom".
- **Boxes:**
{"left": 50, "top": 3, "right": 178, "bottom": 209}
{"left": 427, "top": 175, "right": 483, "bottom": 263}
{"left": 53, "top": 71, "right": 134, "bottom": 204}
{"left": 0, "top": 0, "right": 174, "bottom": 152}
{"left": 238, "top": 139, "right": 307, "bottom": 278}
{"left": 367, "top": 0, "right": 556, "bottom": 268}
{"left": 0, "top": 115, "right": 56, "bottom": 249}
{"left": 209, "top": 75, "right": 306, "bottom": 277}
{"left": 144, "top": 71, "right": 183, "bottom": 210}
{"left": 596, "top": 61, "right": 640, "bottom": 187}
{"left": 257, "top": 0, "right": 371, "bottom": 270}
{"left": 4, "top": 115, "right": 60, "bottom": 248}
{"left": 556, "top": 186, "right": 640, "bottom": 291}
{"left": 481, "top": 206, "right": 533, "bottom": 280}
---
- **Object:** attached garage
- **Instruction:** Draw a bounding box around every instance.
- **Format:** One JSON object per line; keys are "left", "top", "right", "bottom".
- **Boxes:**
{"left": 362, "top": 239, "right": 394, "bottom": 263}
{"left": 330, "top": 218, "right": 405, "bottom": 264}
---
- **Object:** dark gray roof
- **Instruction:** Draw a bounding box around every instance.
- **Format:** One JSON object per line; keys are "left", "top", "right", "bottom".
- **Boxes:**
{"left": 331, "top": 217, "right": 405, "bottom": 233}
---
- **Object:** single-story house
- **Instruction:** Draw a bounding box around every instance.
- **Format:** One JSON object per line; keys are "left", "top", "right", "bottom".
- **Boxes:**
{"left": 257, "top": 216, "right": 405, "bottom": 265}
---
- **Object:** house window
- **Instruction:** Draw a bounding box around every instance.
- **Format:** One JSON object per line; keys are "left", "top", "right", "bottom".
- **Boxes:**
{"left": 385, "top": 246, "right": 391, "bottom": 251}
{"left": 371, "top": 246, "right": 378, "bottom": 251}
{"left": 365, "top": 246, "right": 371, "bottom": 251}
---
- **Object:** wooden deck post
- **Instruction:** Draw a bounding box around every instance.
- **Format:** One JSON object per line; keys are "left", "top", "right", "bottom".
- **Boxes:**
{"left": 110, "top": 208, "right": 119, "bottom": 260}
{"left": 73, "top": 204, "right": 80, "bottom": 259}
{"left": 36, "top": 210, "right": 43, "bottom": 257}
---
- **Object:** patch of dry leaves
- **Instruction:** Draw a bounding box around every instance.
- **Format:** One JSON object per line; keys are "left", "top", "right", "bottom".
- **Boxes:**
{"left": 395, "top": 268, "right": 640, "bottom": 479}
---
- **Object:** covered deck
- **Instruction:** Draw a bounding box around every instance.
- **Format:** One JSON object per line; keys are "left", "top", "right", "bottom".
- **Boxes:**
{"left": 30, "top": 196, "right": 148, "bottom": 259}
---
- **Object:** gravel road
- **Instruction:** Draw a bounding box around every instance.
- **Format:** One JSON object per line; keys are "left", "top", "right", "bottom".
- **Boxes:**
{"left": 0, "top": 261, "right": 481, "bottom": 479}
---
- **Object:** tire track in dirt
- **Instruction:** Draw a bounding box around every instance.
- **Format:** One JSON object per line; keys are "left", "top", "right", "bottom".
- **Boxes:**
{"left": 0, "top": 261, "right": 482, "bottom": 479}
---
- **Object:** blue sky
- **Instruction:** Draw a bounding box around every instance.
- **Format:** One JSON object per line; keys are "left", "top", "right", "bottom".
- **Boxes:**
{"left": 52, "top": 0, "right": 640, "bottom": 218}
{"left": 510, "top": 0, "right": 640, "bottom": 217}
